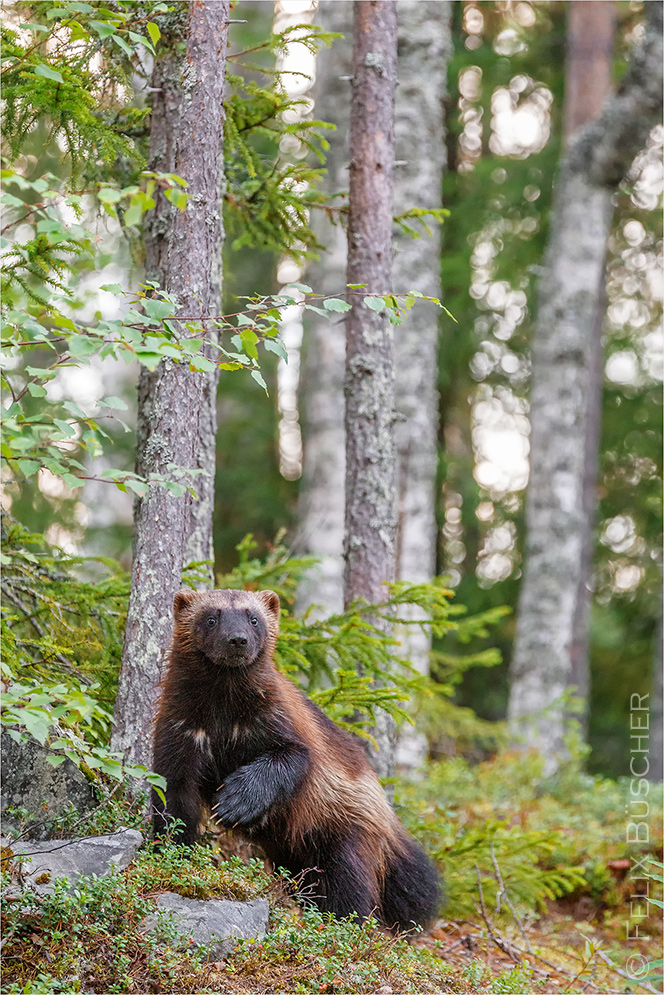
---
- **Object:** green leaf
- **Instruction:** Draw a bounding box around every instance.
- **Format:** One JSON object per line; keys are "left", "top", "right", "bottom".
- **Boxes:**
{"left": 100, "top": 283, "right": 123, "bottom": 294}
{"left": 62, "top": 401, "right": 87, "bottom": 418}
{"left": 364, "top": 296, "right": 386, "bottom": 312}
{"left": 45, "top": 755, "right": 68, "bottom": 768}
{"left": 112, "top": 33, "right": 133, "bottom": 57}
{"left": 251, "top": 369, "right": 268, "bottom": 392}
{"left": 136, "top": 352, "right": 163, "bottom": 370}
{"left": 125, "top": 479, "right": 148, "bottom": 497}
{"left": 164, "top": 187, "right": 188, "bottom": 211}
{"left": 68, "top": 334, "right": 100, "bottom": 357}
{"left": 101, "top": 395, "right": 128, "bottom": 410}
{"left": 26, "top": 383, "right": 47, "bottom": 398}
{"left": 189, "top": 356, "right": 217, "bottom": 372}
{"left": 303, "top": 305, "right": 331, "bottom": 318}
{"left": 33, "top": 64, "right": 64, "bottom": 84}
{"left": 146, "top": 21, "right": 161, "bottom": 46}
{"left": 53, "top": 419, "right": 76, "bottom": 438}
{"left": 19, "top": 710, "right": 52, "bottom": 745}
{"left": 264, "top": 338, "right": 288, "bottom": 361}
{"left": 90, "top": 19, "right": 117, "bottom": 38}
{"left": 123, "top": 201, "right": 143, "bottom": 227}
{"left": 142, "top": 298, "right": 175, "bottom": 321}
{"left": 16, "top": 460, "right": 40, "bottom": 478}
{"left": 286, "top": 282, "right": 312, "bottom": 294}
{"left": 97, "top": 187, "right": 123, "bottom": 204}
{"left": 323, "top": 298, "right": 351, "bottom": 313}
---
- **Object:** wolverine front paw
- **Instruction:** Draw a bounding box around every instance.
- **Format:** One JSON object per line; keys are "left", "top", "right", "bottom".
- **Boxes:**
{"left": 212, "top": 772, "right": 270, "bottom": 828}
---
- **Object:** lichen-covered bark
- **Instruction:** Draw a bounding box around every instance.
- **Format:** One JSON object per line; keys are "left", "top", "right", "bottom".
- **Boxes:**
{"left": 295, "top": 1, "right": 351, "bottom": 620}
{"left": 345, "top": 1, "right": 398, "bottom": 780}
{"left": 508, "top": 2, "right": 663, "bottom": 767}
{"left": 112, "top": 1, "right": 229, "bottom": 768}
{"left": 392, "top": 0, "right": 451, "bottom": 770}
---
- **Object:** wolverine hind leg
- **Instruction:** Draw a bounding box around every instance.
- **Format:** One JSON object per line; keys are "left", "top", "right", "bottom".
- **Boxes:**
{"left": 296, "top": 833, "right": 380, "bottom": 923}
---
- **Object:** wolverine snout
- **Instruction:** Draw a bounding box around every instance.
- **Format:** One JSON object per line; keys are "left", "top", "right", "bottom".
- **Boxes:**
{"left": 228, "top": 632, "right": 248, "bottom": 647}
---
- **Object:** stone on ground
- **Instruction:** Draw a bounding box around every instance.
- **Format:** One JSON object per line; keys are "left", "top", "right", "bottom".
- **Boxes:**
{"left": 6, "top": 828, "right": 144, "bottom": 892}
{"left": 144, "top": 892, "right": 269, "bottom": 959}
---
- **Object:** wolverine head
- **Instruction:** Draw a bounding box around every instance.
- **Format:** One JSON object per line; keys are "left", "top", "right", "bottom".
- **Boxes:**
{"left": 173, "top": 588, "right": 280, "bottom": 667}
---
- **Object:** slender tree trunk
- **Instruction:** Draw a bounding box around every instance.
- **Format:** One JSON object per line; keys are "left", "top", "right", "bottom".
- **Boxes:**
{"left": 563, "top": 1, "right": 616, "bottom": 729}
{"left": 112, "top": 1, "right": 229, "bottom": 769}
{"left": 295, "top": 1, "right": 352, "bottom": 620}
{"left": 393, "top": 0, "right": 452, "bottom": 770}
{"left": 508, "top": 1, "right": 663, "bottom": 768}
{"left": 344, "top": 0, "right": 398, "bottom": 780}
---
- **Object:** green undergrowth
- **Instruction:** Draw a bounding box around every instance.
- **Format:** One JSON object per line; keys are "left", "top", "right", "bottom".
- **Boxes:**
{"left": 3, "top": 756, "right": 662, "bottom": 994}
{"left": 397, "top": 750, "right": 663, "bottom": 921}
{"left": 0, "top": 841, "right": 485, "bottom": 995}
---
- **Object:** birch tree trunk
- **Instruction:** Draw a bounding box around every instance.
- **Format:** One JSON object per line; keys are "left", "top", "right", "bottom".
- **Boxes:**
{"left": 508, "top": 1, "right": 663, "bottom": 768}
{"left": 112, "top": 1, "right": 229, "bottom": 769}
{"left": 393, "top": 0, "right": 452, "bottom": 771}
{"left": 345, "top": 0, "right": 398, "bottom": 780}
{"left": 295, "top": 1, "right": 352, "bottom": 619}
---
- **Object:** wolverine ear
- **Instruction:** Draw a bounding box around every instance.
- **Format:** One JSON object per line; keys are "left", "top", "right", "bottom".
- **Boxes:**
{"left": 257, "top": 589, "right": 280, "bottom": 623}
{"left": 173, "top": 589, "right": 195, "bottom": 615}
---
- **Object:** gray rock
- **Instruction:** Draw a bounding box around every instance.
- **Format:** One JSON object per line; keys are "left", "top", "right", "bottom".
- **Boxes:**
{"left": 7, "top": 828, "right": 144, "bottom": 892}
{"left": 144, "top": 892, "right": 269, "bottom": 959}
{"left": 1, "top": 731, "right": 96, "bottom": 839}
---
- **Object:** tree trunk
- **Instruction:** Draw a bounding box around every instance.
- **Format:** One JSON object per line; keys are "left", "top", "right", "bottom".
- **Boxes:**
{"left": 393, "top": 0, "right": 452, "bottom": 771}
{"left": 295, "top": 1, "right": 352, "bottom": 620}
{"left": 112, "top": 1, "right": 229, "bottom": 769}
{"left": 344, "top": 0, "right": 398, "bottom": 780}
{"left": 508, "top": 1, "right": 663, "bottom": 768}
{"left": 564, "top": 1, "right": 616, "bottom": 729}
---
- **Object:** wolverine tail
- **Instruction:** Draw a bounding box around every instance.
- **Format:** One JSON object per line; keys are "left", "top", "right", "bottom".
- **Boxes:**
{"left": 380, "top": 831, "right": 442, "bottom": 932}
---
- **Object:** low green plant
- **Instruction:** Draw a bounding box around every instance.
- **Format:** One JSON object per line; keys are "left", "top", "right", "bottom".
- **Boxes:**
{"left": 396, "top": 750, "right": 664, "bottom": 921}
{"left": 0, "top": 871, "right": 213, "bottom": 994}
{"left": 228, "top": 902, "right": 453, "bottom": 994}
{"left": 127, "top": 840, "right": 272, "bottom": 903}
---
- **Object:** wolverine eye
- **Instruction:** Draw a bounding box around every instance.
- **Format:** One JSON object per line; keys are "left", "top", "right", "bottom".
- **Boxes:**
{"left": 206, "top": 616, "right": 217, "bottom": 628}
{"left": 250, "top": 616, "right": 258, "bottom": 626}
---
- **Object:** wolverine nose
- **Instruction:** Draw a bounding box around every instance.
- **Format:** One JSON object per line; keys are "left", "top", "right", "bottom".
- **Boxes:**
{"left": 228, "top": 632, "right": 248, "bottom": 647}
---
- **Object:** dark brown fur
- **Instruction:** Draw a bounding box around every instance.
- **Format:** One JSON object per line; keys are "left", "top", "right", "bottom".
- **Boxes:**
{"left": 152, "top": 589, "right": 441, "bottom": 930}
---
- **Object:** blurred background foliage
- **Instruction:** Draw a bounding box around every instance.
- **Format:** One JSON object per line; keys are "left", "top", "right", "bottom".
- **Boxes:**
{"left": 1, "top": 0, "right": 661, "bottom": 776}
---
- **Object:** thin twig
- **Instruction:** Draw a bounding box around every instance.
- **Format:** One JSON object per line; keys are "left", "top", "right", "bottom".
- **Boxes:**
{"left": 473, "top": 864, "right": 522, "bottom": 964}
{"left": 490, "top": 841, "right": 533, "bottom": 954}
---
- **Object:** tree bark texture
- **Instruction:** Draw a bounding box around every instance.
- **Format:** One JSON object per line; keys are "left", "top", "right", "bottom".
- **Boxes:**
{"left": 345, "top": 0, "right": 398, "bottom": 780}
{"left": 112, "top": 1, "right": 229, "bottom": 768}
{"left": 392, "top": 0, "right": 452, "bottom": 770}
{"left": 295, "top": 1, "right": 352, "bottom": 620}
{"left": 508, "top": 1, "right": 663, "bottom": 768}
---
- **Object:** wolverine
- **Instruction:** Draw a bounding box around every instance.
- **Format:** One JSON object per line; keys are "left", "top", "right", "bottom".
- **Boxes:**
{"left": 152, "top": 588, "right": 441, "bottom": 931}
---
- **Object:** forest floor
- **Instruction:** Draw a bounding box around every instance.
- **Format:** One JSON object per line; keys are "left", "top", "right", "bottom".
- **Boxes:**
{"left": 2, "top": 834, "right": 661, "bottom": 995}
{"left": 2, "top": 754, "right": 662, "bottom": 994}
